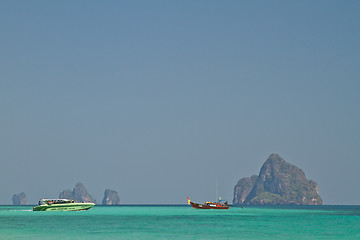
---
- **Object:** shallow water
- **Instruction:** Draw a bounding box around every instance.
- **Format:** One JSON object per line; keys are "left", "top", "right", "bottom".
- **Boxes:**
{"left": 0, "top": 205, "right": 359, "bottom": 239}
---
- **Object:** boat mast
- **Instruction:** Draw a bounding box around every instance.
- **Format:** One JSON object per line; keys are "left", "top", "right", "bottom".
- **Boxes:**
{"left": 216, "top": 177, "right": 218, "bottom": 201}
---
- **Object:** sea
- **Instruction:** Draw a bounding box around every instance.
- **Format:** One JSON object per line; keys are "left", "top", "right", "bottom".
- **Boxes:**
{"left": 0, "top": 205, "right": 359, "bottom": 239}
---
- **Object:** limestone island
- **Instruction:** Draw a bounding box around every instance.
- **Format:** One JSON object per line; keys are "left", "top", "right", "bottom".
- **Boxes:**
{"left": 102, "top": 189, "right": 120, "bottom": 205}
{"left": 233, "top": 154, "right": 322, "bottom": 205}
{"left": 59, "top": 182, "right": 96, "bottom": 203}
{"left": 12, "top": 192, "right": 28, "bottom": 205}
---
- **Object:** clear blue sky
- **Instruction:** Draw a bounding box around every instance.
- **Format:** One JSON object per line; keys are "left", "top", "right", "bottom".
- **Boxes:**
{"left": 1, "top": 0, "right": 359, "bottom": 204}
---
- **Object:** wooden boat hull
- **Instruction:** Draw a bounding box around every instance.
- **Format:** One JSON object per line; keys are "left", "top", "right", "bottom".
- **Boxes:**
{"left": 190, "top": 201, "right": 229, "bottom": 209}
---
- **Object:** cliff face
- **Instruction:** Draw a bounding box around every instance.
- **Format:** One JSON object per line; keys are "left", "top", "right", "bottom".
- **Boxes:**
{"left": 233, "top": 175, "right": 258, "bottom": 204}
{"left": 102, "top": 189, "right": 120, "bottom": 205}
{"left": 59, "top": 182, "right": 96, "bottom": 203}
{"left": 12, "top": 192, "right": 28, "bottom": 205}
{"left": 234, "top": 154, "right": 322, "bottom": 205}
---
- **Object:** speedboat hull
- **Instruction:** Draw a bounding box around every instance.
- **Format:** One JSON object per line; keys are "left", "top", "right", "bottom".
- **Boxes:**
{"left": 33, "top": 202, "right": 95, "bottom": 211}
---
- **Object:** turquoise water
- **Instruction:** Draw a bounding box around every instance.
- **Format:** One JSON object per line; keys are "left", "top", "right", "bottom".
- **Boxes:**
{"left": 0, "top": 205, "right": 359, "bottom": 239}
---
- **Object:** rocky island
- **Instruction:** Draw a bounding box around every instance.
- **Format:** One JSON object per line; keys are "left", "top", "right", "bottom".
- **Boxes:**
{"left": 102, "top": 189, "right": 120, "bottom": 205}
{"left": 12, "top": 192, "right": 28, "bottom": 205}
{"left": 233, "top": 154, "right": 322, "bottom": 205}
{"left": 59, "top": 182, "right": 96, "bottom": 203}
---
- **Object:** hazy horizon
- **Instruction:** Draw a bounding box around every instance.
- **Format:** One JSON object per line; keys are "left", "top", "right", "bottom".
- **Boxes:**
{"left": 1, "top": 1, "right": 359, "bottom": 205}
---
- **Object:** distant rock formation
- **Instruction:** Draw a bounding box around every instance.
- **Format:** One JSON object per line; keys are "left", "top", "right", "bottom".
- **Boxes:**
{"left": 12, "top": 192, "right": 28, "bottom": 205}
{"left": 59, "top": 189, "right": 73, "bottom": 199}
{"left": 233, "top": 154, "right": 322, "bottom": 205}
{"left": 59, "top": 182, "right": 96, "bottom": 203}
{"left": 102, "top": 189, "right": 120, "bottom": 205}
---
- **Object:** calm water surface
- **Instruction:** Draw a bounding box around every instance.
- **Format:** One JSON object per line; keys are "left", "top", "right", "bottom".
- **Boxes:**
{"left": 0, "top": 205, "right": 359, "bottom": 239}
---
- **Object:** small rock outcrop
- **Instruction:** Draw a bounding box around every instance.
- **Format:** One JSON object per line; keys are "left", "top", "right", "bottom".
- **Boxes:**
{"left": 233, "top": 154, "right": 322, "bottom": 205}
{"left": 12, "top": 192, "right": 28, "bottom": 205}
{"left": 102, "top": 189, "right": 120, "bottom": 205}
{"left": 59, "top": 182, "right": 96, "bottom": 203}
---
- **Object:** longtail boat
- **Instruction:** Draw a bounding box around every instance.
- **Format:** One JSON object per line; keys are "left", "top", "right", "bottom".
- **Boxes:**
{"left": 187, "top": 197, "right": 229, "bottom": 209}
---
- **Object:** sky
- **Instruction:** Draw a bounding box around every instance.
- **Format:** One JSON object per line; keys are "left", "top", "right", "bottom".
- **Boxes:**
{"left": 0, "top": 0, "right": 359, "bottom": 205}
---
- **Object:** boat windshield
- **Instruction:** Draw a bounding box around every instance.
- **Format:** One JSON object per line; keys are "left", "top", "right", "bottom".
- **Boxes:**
{"left": 41, "top": 199, "right": 74, "bottom": 205}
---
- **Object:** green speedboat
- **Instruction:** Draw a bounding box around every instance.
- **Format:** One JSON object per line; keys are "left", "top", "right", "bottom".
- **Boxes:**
{"left": 33, "top": 199, "right": 95, "bottom": 211}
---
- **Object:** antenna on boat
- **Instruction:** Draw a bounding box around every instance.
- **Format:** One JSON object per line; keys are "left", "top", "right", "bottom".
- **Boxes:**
{"left": 216, "top": 176, "right": 218, "bottom": 202}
